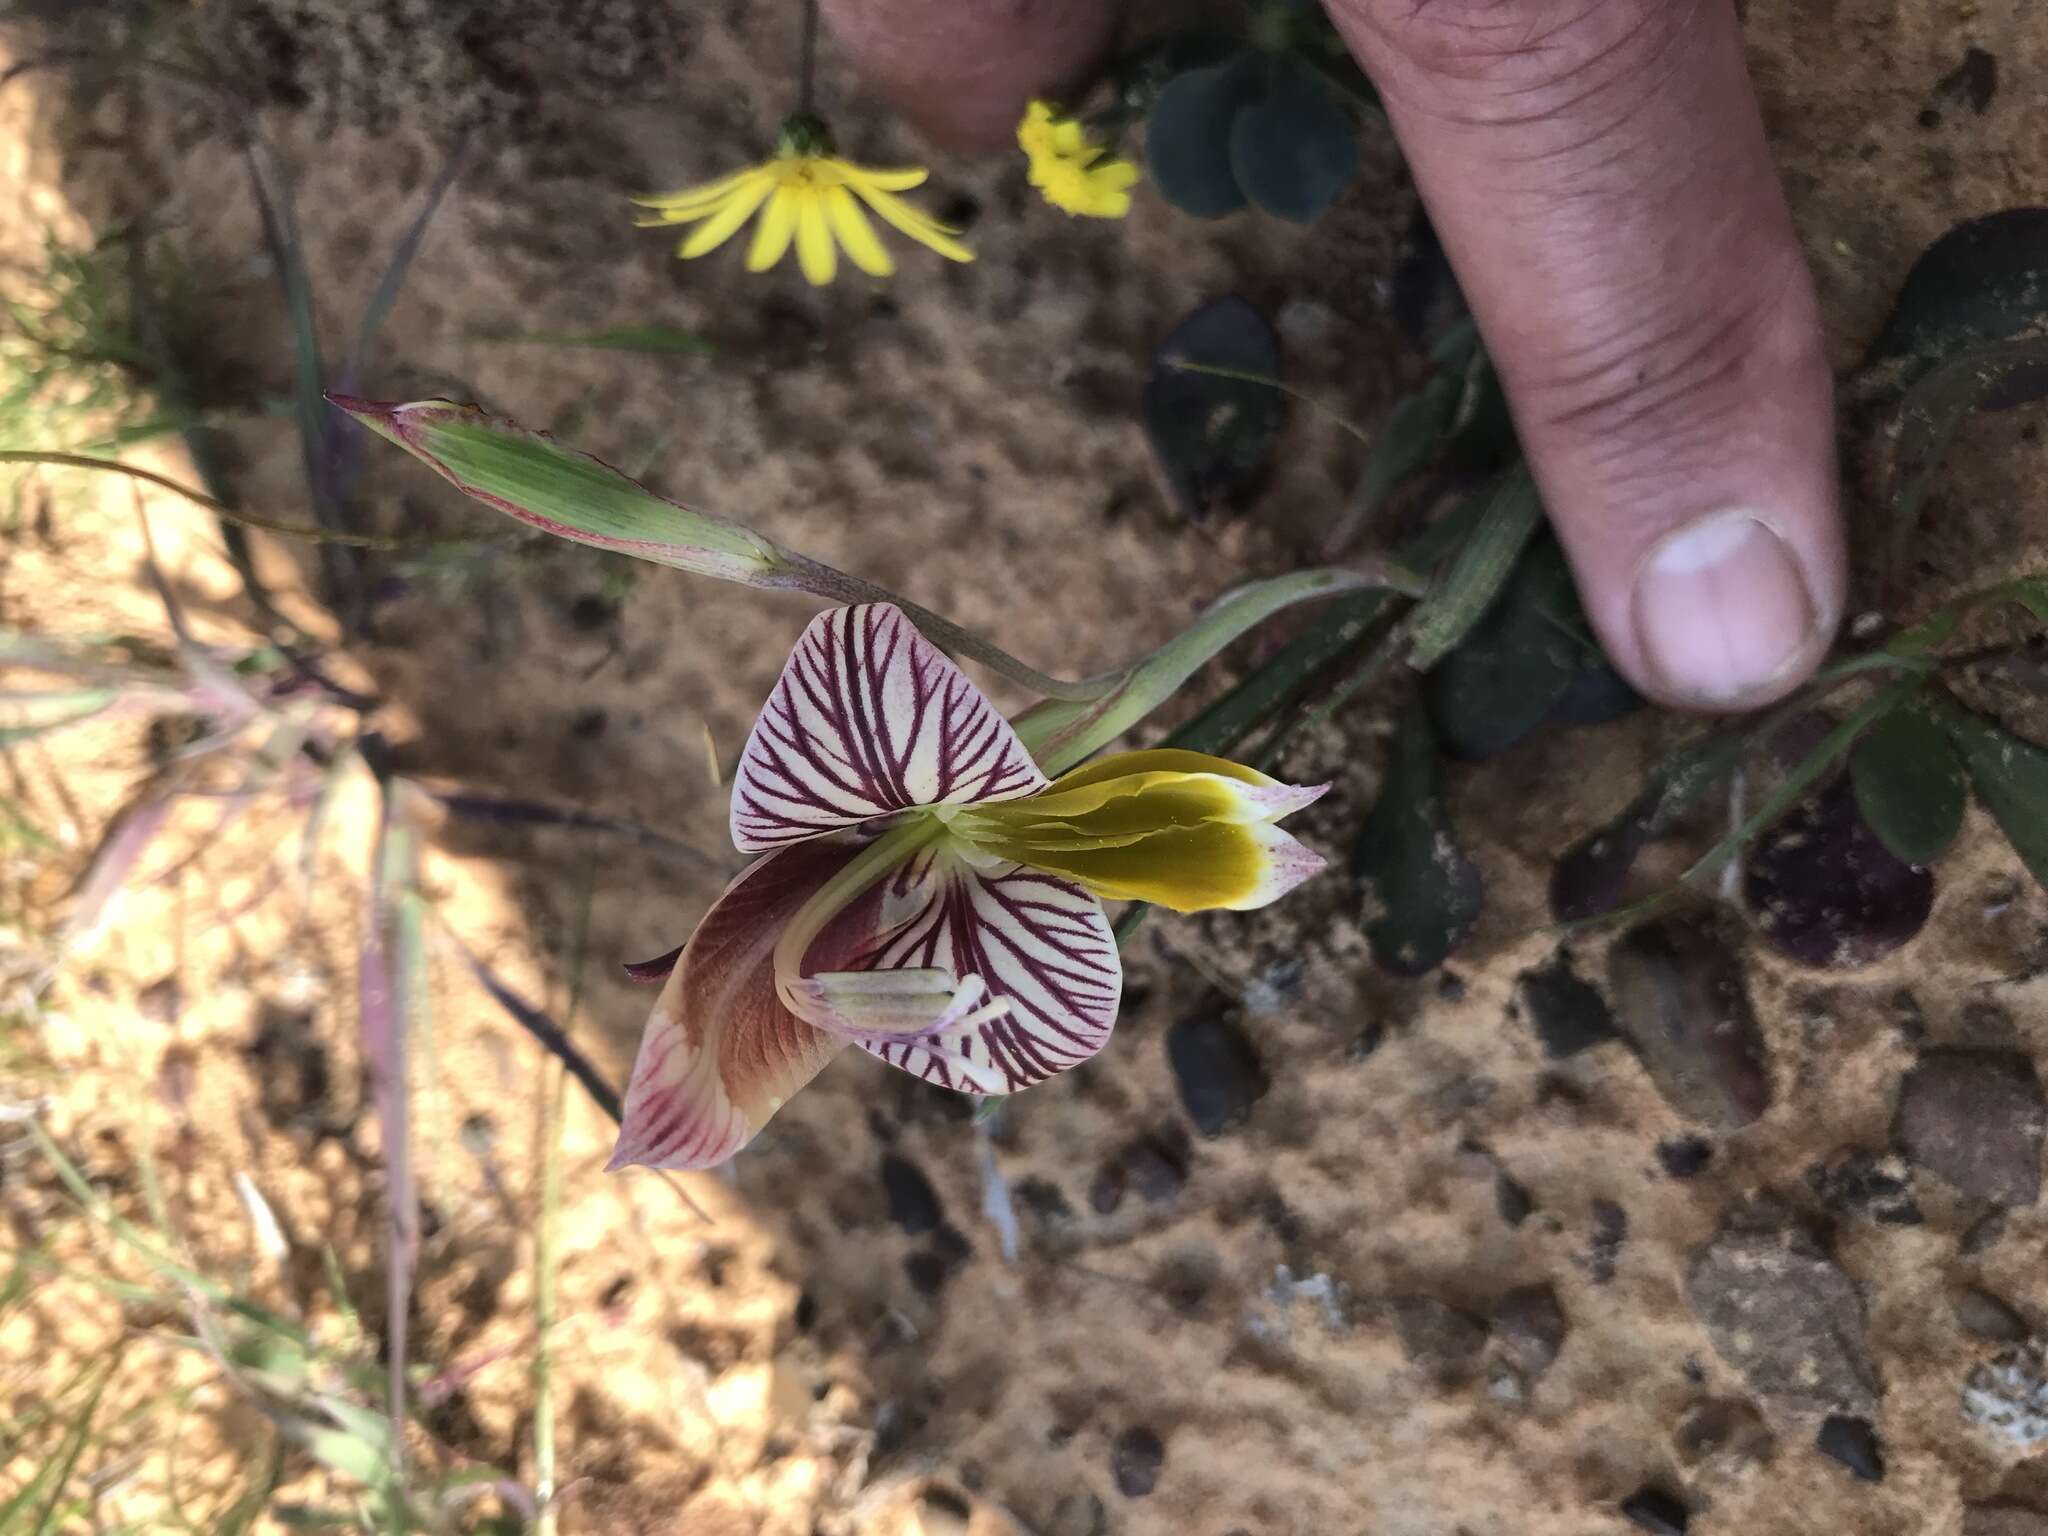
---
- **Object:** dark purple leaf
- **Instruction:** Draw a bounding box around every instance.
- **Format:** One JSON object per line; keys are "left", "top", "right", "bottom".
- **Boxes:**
{"left": 1744, "top": 777, "right": 1934, "bottom": 968}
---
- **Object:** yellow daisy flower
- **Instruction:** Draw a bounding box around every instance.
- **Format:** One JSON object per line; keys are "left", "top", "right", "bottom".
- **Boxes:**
{"left": 1016, "top": 98, "right": 1140, "bottom": 220}
{"left": 634, "top": 114, "right": 973, "bottom": 285}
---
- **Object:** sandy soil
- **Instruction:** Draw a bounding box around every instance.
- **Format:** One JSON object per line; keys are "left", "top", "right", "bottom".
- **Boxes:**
{"left": 5, "top": 2, "right": 2048, "bottom": 1533}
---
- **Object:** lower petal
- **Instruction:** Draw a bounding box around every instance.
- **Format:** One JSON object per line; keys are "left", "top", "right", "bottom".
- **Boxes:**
{"left": 825, "top": 186, "right": 895, "bottom": 277}
{"left": 789, "top": 844, "right": 1122, "bottom": 1096}
{"left": 609, "top": 837, "right": 866, "bottom": 1171}
{"left": 795, "top": 193, "right": 837, "bottom": 285}
{"left": 846, "top": 183, "right": 975, "bottom": 264}
{"left": 745, "top": 189, "right": 800, "bottom": 272}
{"left": 678, "top": 174, "right": 777, "bottom": 259}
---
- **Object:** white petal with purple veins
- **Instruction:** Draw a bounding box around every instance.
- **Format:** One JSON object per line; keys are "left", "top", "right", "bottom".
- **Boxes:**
{"left": 729, "top": 603, "right": 1049, "bottom": 853}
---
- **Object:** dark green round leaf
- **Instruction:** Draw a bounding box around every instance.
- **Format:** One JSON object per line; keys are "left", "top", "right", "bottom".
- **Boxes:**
{"left": 1147, "top": 57, "right": 1258, "bottom": 218}
{"left": 1352, "top": 702, "right": 1483, "bottom": 976}
{"left": 1426, "top": 533, "right": 1592, "bottom": 760}
{"left": 1860, "top": 207, "right": 2048, "bottom": 405}
{"left": 1226, "top": 59, "right": 1358, "bottom": 224}
{"left": 1944, "top": 703, "right": 2048, "bottom": 890}
{"left": 1849, "top": 705, "right": 1966, "bottom": 866}
{"left": 1141, "top": 295, "right": 1285, "bottom": 519}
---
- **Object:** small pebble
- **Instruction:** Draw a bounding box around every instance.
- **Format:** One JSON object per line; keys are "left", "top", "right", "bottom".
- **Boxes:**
{"left": 1516, "top": 951, "right": 1619, "bottom": 1058}
{"left": 1496, "top": 1171, "right": 1535, "bottom": 1227}
{"left": 1167, "top": 1002, "right": 1269, "bottom": 1136}
{"left": 1965, "top": 1346, "right": 2048, "bottom": 1448}
{"left": 1111, "top": 1426, "right": 1164, "bottom": 1497}
{"left": 1620, "top": 1488, "right": 1690, "bottom": 1534}
{"left": 1609, "top": 918, "right": 1770, "bottom": 1127}
{"left": 1587, "top": 1200, "right": 1629, "bottom": 1283}
{"left": 1686, "top": 1226, "right": 1878, "bottom": 1416}
{"left": 881, "top": 1155, "right": 944, "bottom": 1235}
{"left": 1817, "top": 1414, "right": 1886, "bottom": 1481}
{"left": 1658, "top": 1137, "right": 1715, "bottom": 1179}
{"left": 1491, "top": 1285, "right": 1568, "bottom": 1380}
{"left": 1956, "top": 1287, "right": 2031, "bottom": 1344}
{"left": 1893, "top": 1051, "right": 2047, "bottom": 1208}
{"left": 1391, "top": 1297, "right": 1487, "bottom": 1387}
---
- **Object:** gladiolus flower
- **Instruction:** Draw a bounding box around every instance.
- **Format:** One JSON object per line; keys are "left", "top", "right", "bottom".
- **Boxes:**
{"left": 1017, "top": 99, "right": 1140, "bottom": 220}
{"left": 609, "top": 602, "right": 1328, "bottom": 1171}
{"left": 633, "top": 113, "right": 973, "bottom": 285}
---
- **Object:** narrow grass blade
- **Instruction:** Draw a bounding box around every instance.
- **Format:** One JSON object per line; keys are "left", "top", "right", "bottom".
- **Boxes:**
{"left": 428, "top": 788, "right": 719, "bottom": 873}
{"left": 1406, "top": 464, "right": 1543, "bottom": 670}
{"left": 440, "top": 925, "right": 623, "bottom": 1125}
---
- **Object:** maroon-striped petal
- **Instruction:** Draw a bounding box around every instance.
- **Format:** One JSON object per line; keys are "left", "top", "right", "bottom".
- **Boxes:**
{"left": 819, "top": 843, "right": 1122, "bottom": 1095}
{"left": 609, "top": 836, "right": 870, "bottom": 1171}
{"left": 729, "top": 603, "right": 1048, "bottom": 853}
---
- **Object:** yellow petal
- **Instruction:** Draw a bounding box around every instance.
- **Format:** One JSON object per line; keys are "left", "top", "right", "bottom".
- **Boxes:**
{"left": 846, "top": 182, "right": 974, "bottom": 264}
{"left": 845, "top": 164, "right": 929, "bottom": 193}
{"left": 824, "top": 185, "right": 894, "bottom": 277}
{"left": 745, "top": 188, "right": 799, "bottom": 271}
{"left": 955, "top": 749, "right": 1330, "bottom": 912}
{"left": 631, "top": 164, "right": 766, "bottom": 213}
{"left": 795, "top": 191, "right": 837, "bottom": 285}
{"left": 676, "top": 172, "right": 778, "bottom": 259}
{"left": 991, "top": 818, "right": 1325, "bottom": 912}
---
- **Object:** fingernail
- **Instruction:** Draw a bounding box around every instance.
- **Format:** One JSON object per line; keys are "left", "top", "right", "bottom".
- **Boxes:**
{"left": 1633, "top": 513, "right": 1818, "bottom": 705}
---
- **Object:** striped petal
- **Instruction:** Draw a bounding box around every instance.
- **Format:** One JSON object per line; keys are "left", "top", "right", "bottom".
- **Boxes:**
{"left": 956, "top": 748, "right": 1330, "bottom": 912}
{"left": 824, "top": 185, "right": 895, "bottom": 277}
{"left": 608, "top": 836, "right": 869, "bottom": 1171}
{"left": 795, "top": 841, "right": 1120, "bottom": 1095}
{"left": 729, "top": 603, "right": 1048, "bottom": 853}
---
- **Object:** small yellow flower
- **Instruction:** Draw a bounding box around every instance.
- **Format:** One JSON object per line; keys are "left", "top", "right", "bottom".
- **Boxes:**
{"left": 634, "top": 114, "right": 972, "bottom": 285}
{"left": 1017, "top": 98, "right": 1139, "bottom": 220}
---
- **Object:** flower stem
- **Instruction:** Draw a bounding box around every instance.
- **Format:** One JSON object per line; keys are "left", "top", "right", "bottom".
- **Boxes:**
{"left": 798, "top": 0, "right": 820, "bottom": 113}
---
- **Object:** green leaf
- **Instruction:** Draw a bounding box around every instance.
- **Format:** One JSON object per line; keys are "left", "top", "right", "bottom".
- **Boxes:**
{"left": 1227, "top": 57, "right": 1358, "bottom": 223}
{"left": 1140, "top": 296, "right": 1286, "bottom": 519}
{"left": 1425, "top": 530, "right": 1594, "bottom": 760}
{"left": 1147, "top": 57, "right": 1259, "bottom": 218}
{"left": 1860, "top": 207, "right": 2048, "bottom": 400}
{"left": 1849, "top": 702, "right": 1967, "bottom": 865}
{"left": 1888, "top": 338, "right": 2048, "bottom": 572}
{"left": 1406, "top": 465, "right": 1543, "bottom": 670}
{"left": 1940, "top": 700, "right": 2048, "bottom": 888}
{"left": 476, "top": 324, "right": 716, "bottom": 357}
{"left": 1352, "top": 701, "right": 1482, "bottom": 975}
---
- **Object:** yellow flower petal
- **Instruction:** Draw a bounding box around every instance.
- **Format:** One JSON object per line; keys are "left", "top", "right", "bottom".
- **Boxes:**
{"left": 745, "top": 187, "right": 799, "bottom": 271}
{"left": 794, "top": 190, "right": 837, "bottom": 285}
{"left": 824, "top": 185, "right": 894, "bottom": 277}
{"left": 846, "top": 182, "right": 974, "bottom": 263}
{"left": 676, "top": 172, "right": 779, "bottom": 259}
{"left": 632, "top": 165, "right": 765, "bottom": 214}
{"left": 846, "top": 165, "right": 929, "bottom": 193}
{"left": 990, "top": 818, "right": 1325, "bottom": 912}
{"left": 956, "top": 749, "right": 1329, "bottom": 912}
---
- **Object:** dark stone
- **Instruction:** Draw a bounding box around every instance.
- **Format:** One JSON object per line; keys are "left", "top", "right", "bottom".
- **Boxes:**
{"left": 1893, "top": 1050, "right": 2046, "bottom": 1207}
{"left": 1119, "top": 1134, "right": 1191, "bottom": 1204}
{"left": 1956, "top": 1287, "right": 2030, "bottom": 1343}
{"left": 1817, "top": 1414, "right": 1885, "bottom": 1481}
{"left": 1937, "top": 46, "right": 1999, "bottom": 113}
{"left": 1674, "top": 1398, "right": 1775, "bottom": 1469}
{"left": 1658, "top": 1137, "right": 1715, "bottom": 1179}
{"left": 567, "top": 593, "right": 616, "bottom": 631}
{"left": 1587, "top": 1200, "right": 1629, "bottom": 1283}
{"left": 1620, "top": 1488, "right": 1689, "bottom": 1534}
{"left": 1608, "top": 917, "right": 1771, "bottom": 1128}
{"left": 881, "top": 1155, "right": 944, "bottom": 1235}
{"left": 568, "top": 707, "right": 606, "bottom": 740}
{"left": 1807, "top": 1149, "right": 1924, "bottom": 1225}
{"left": 904, "top": 1251, "right": 948, "bottom": 1296}
{"left": 1495, "top": 1171, "right": 1535, "bottom": 1227}
{"left": 1686, "top": 1226, "right": 1878, "bottom": 1416}
{"left": 1013, "top": 1178, "right": 1077, "bottom": 1244}
{"left": 1111, "top": 1426, "right": 1164, "bottom": 1498}
{"left": 1087, "top": 1166, "right": 1125, "bottom": 1216}
{"left": 1491, "top": 1285, "right": 1567, "bottom": 1379}
{"left": 1349, "top": 1022, "right": 1386, "bottom": 1059}
{"left": 1391, "top": 1296, "right": 1487, "bottom": 1387}
{"left": 1167, "top": 1002, "right": 1269, "bottom": 1136}
{"left": 1517, "top": 950, "right": 1620, "bottom": 1058}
